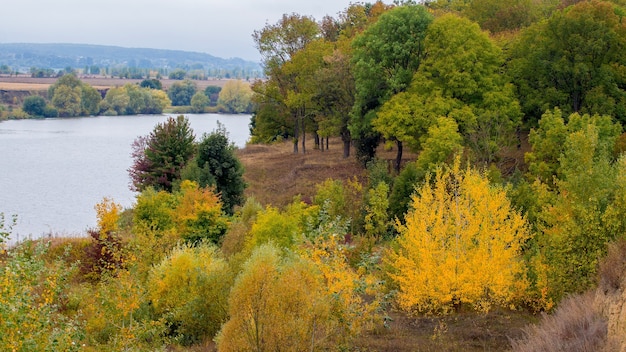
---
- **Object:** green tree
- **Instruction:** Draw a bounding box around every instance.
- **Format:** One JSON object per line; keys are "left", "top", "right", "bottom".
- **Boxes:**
{"left": 364, "top": 181, "right": 391, "bottom": 243}
{"left": 350, "top": 4, "right": 434, "bottom": 164}
{"left": 509, "top": 1, "right": 626, "bottom": 124}
{"left": 249, "top": 77, "right": 294, "bottom": 143}
{"left": 140, "top": 78, "right": 162, "bottom": 90}
{"left": 245, "top": 205, "right": 302, "bottom": 251}
{"left": 252, "top": 13, "right": 320, "bottom": 153}
{"left": 80, "top": 84, "right": 102, "bottom": 116}
{"left": 22, "top": 95, "right": 46, "bottom": 117}
{"left": 190, "top": 91, "right": 210, "bottom": 113}
{"left": 525, "top": 108, "right": 622, "bottom": 188}
{"left": 182, "top": 124, "right": 246, "bottom": 214}
{"left": 380, "top": 14, "right": 521, "bottom": 164}
{"left": 49, "top": 73, "right": 102, "bottom": 117}
{"left": 168, "top": 69, "right": 187, "bottom": 80}
{"left": 204, "top": 85, "right": 221, "bottom": 106}
{"left": 310, "top": 42, "right": 356, "bottom": 157}
{"left": 48, "top": 73, "right": 82, "bottom": 99}
{"left": 99, "top": 86, "right": 129, "bottom": 115}
{"left": 280, "top": 39, "right": 334, "bottom": 153}
{"left": 123, "top": 84, "right": 147, "bottom": 115}
{"left": 525, "top": 109, "right": 624, "bottom": 300}
{"left": 129, "top": 115, "right": 196, "bottom": 192}
{"left": 167, "top": 80, "right": 197, "bottom": 106}
{"left": 52, "top": 85, "right": 81, "bottom": 117}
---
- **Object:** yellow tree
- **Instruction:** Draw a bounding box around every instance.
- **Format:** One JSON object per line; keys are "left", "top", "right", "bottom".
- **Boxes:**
{"left": 217, "top": 80, "right": 253, "bottom": 113}
{"left": 387, "top": 158, "right": 530, "bottom": 314}
{"left": 216, "top": 244, "right": 331, "bottom": 352}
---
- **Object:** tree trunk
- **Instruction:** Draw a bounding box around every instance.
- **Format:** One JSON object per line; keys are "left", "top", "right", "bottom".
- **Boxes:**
{"left": 326, "top": 137, "right": 329, "bottom": 151}
{"left": 395, "top": 140, "right": 403, "bottom": 172}
{"left": 293, "top": 114, "right": 299, "bottom": 153}
{"left": 301, "top": 115, "right": 306, "bottom": 154}
{"left": 341, "top": 129, "right": 351, "bottom": 158}
{"left": 314, "top": 132, "right": 320, "bottom": 150}
{"left": 320, "top": 137, "right": 325, "bottom": 152}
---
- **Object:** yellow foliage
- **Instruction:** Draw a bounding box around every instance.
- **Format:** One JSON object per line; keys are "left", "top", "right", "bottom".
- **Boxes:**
{"left": 217, "top": 244, "right": 334, "bottom": 352}
{"left": 76, "top": 268, "right": 166, "bottom": 349}
{"left": 387, "top": 159, "right": 530, "bottom": 314}
{"left": 148, "top": 242, "right": 232, "bottom": 343}
{"left": 303, "top": 231, "right": 382, "bottom": 338}
{"left": 245, "top": 199, "right": 317, "bottom": 251}
{"left": 0, "top": 243, "right": 82, "bottom": 350}
{"left": 172, "top": 180, "right": 228, "bottom": 243}
{"left": 94, "top": 197, "right": 122, "bottom": 235}
{"left": 130, "top": 181, "right": 229, "bottom": 277}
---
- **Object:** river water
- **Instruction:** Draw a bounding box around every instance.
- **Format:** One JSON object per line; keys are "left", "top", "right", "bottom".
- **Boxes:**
{"left": 0, "top": 113, "right": 251, "bottom": 243}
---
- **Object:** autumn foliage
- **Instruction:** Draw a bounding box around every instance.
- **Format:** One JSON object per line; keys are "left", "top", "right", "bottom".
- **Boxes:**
{"left": 387, "top": 159, "right": 530, "bottom": 314}
{"left": 6, "top": 1, "right": 626, "bottom": 350}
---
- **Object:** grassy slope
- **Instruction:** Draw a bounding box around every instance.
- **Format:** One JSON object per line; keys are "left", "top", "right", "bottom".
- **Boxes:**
{"left": 237, "top": 137, "right": 367, "bottom": 207}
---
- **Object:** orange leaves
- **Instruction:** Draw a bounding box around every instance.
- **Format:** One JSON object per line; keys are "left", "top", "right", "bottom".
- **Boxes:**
{"left": 173, "top": 180, "right": 228, "bottom": 244}
{"left": 387, "top": 159, "right": 530, "bottom": 314}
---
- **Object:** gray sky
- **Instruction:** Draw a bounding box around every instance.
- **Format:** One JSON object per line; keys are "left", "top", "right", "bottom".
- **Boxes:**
{"left": 0, "top": 0, "right": 379, "bottom": 62}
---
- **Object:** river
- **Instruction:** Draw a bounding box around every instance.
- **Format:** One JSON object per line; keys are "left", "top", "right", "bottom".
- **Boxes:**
{"left": 0, "top": 113, "right": 251, "bottom": 243}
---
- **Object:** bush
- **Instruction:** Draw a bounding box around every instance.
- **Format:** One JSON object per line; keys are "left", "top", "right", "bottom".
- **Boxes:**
{"left": 0, "top": 242, "right": 84, "bottom": 350}
{"left": 148, "top": 243, "right": 232, "bottom": 345}
{"left": 22, "top": 95, "right": 46, "bottom": 116}
{"left": 216, "top": 244, "right": 333, "bottom": 351}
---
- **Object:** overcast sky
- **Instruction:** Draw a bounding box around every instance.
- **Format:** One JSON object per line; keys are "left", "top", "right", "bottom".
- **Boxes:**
{"left": 0, "top": 0, "right": 384, "bottom": 62}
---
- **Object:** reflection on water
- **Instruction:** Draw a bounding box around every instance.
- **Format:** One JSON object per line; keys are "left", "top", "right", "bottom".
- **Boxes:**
{"left": 0, "top": 114, "right": 251, "bottom": 242}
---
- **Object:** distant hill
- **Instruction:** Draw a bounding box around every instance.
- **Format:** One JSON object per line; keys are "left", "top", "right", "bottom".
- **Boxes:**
{"left": 0, "top": 43, "right": 263, "bottom": 78}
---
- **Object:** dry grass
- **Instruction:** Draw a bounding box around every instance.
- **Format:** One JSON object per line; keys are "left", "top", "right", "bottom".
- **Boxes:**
{"left": 237, "top": 136, "right": 423, "bottom": 208}
{"left": 237, "top": 138, "right": 368, "bottom": 207}
{"left": 511, "top": 292, "right": 612, "bottom": 352}
{"left": 0, "top": 75, "right": 236, "bottom": 92}
{"left": 0, "top": 82, "right": 50, "bottom": 90}
{"left": 598, "top": 238, "right": 626, "bottom": 293}
{"left": 356, "top": 309, "right": 534, "bottom": 352}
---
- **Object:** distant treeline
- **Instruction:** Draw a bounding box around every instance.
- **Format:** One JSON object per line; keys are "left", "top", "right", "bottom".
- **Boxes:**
{"left": 2, "top": 73, "right": 253, "bottom": 119}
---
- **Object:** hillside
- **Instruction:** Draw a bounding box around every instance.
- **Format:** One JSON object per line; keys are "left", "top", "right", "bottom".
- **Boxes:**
{"left": 0, "top": 43, "right": 262, "bottom": 76}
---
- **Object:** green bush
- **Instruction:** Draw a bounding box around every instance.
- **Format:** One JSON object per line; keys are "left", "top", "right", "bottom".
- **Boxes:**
{"left": 147, "top": 243, "right": 233, "bottom": 345}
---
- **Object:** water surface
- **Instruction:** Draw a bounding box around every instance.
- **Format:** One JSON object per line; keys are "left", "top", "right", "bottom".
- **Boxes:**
{"left": 0, "top": 114, "right": 250, "bottom": 242}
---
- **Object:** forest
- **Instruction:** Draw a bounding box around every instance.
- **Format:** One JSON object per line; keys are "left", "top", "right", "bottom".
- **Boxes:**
{"left": 2, "top": 0, "right": 626, "bottom": 350}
